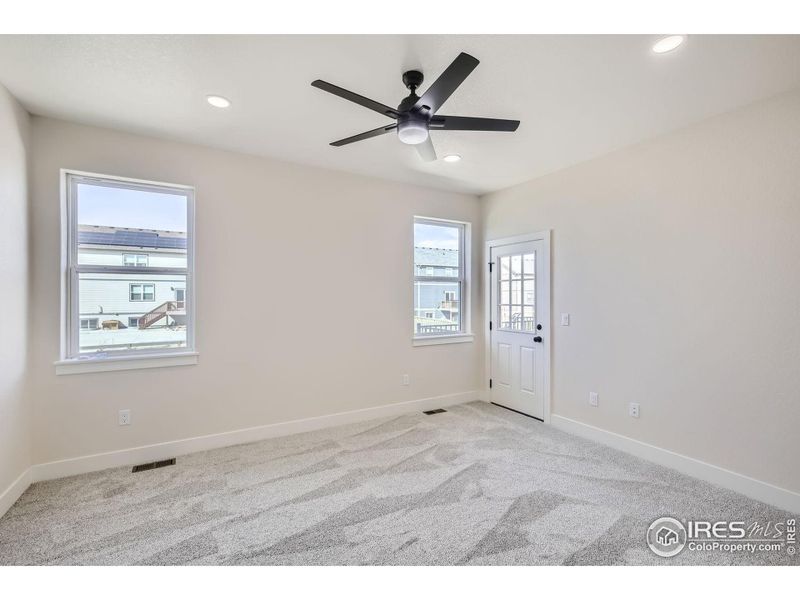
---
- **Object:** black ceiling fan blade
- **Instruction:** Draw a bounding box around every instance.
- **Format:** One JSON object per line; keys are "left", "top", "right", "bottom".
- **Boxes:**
{"left": 415, "top": 136, "right": 437, "bottom": 162}
{"left": 429, "top": 115, "right": 520, "bottom": 132}
{"left": 330, "top": 124, "right": 397, "bottom": 147}
{"left": 312, "top": 80, "right": 399, "bottom": 119}
{"left": 413, "top": 53, "right": 480, "bottom": 115}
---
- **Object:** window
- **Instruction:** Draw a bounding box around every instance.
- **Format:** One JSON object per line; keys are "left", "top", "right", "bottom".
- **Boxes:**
{"left": 80, "top": 318, "right": 99, "bottom": 330}
{"left": 123, "top": 253, "right": 148, "bottom": 267}
{"left": 414, "top": 217, "right": 467, "bottom": 337}
{"left": 129, "top": 283, "right": 156, "bottom": 302}
{"left": 175, "top": 288, "right": 186, "bottom": 309}
{"left": 498, "top": 252, "right": 536, "bottom": 331}
{"left": 60, "top": 171, "right": 194, "bottom": 365}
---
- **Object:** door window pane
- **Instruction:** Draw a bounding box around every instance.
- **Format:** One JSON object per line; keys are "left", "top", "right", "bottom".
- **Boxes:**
{"left": 523, "top": 253, "right": 535, "bottom": 276}
{"left": 500, "top": 305, "right": 511, "bottom": 329}
{"left": 500, "top": 280, "right": 510, "bottom": 305}
{"left": 500, "top": 256, "right": 510, "bottom": 280}
{"left": 511, "top": 255, "right": 522, "bottom": 278}
{"left": 498, "top": 251, "right": 536, "bottom": 331}
{"left": 511, "top": 280, "right": 521, "bottom": 305}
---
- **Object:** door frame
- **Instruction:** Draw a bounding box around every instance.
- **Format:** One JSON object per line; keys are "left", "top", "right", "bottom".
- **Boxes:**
{"left": 484, "top": 230, "right": 552, "bottom": 423}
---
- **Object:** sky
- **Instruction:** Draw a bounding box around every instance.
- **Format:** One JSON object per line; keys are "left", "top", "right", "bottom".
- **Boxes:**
{"left": 77, "top": 183, "right": 187, "bottom": 231}
{"left": 414, "top": 222, "right": 459, "bottom": 250}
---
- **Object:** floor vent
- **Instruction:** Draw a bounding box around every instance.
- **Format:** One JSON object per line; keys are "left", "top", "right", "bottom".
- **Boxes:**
{"left": 132, "top": 458, "right": 176, "bottom": 473}
{"left": 423, "top": 408, "right": 447, "bottom": 415}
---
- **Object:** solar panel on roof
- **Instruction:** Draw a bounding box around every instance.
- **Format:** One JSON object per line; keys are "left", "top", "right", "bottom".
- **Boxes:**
{"left": 78, "top": 231, "right": 187, "bottom": 249}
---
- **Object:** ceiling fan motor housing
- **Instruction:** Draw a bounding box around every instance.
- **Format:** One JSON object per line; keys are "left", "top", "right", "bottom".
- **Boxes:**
{"left": 396, "top": 109, "right": 431, "bottom": 145}
{"left": 397, "top": 71, "right": 431, "bottom": 145}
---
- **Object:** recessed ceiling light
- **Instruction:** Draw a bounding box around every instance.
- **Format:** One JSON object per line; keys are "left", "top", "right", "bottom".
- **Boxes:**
{"left": 652, "top": 35, "right": 685, "bottom": 54}
{"left": 206, "top": 95, "right": 231, "bottom": 108}
{"left": 443, "top": 154, "right": 462, "bottom": 163}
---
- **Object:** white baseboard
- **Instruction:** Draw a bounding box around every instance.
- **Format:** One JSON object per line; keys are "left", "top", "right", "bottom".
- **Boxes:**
{"left": 30, "top": 390, "right": 481, "bottom": 485}
{"left": 550, "top": 414, "right": 800, "bottom": 514}
{"left": 0, "top": 467, "right": 33, "bottom": 519}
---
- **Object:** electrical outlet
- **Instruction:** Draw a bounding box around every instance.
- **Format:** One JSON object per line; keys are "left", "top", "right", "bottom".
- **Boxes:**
{"left": 402, "top": 374, "right": 410, "bottom": 386}
{"left": 589, "top": 392, "right": 598, "bottom": 407}
{"left": 119, "top": 409, "right": 131, "bottom": 426}
{"left": 629, "top": 402, "right": 640, "bottom": 418}
{"left": 561, "top": 313, "right": 570, "bottom": 326}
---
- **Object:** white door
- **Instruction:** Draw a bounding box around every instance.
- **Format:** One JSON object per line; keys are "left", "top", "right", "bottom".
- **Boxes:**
{"left": 489, "top": 239, "right": 548, "bottom": 420}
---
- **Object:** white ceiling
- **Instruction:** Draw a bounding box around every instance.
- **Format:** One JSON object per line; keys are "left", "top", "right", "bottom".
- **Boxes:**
{"left": 1, "top": 35, "right": 799, "bottom": 195}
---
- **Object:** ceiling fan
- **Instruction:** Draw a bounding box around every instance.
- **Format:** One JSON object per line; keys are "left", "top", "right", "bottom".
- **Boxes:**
{"left": 311, "top": 52, "right": 520, "bottom": 162}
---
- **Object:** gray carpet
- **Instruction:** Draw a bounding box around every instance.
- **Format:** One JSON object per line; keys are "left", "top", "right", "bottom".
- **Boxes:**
{"left": 0, "top": 402, "right": 797, "bottom": 565}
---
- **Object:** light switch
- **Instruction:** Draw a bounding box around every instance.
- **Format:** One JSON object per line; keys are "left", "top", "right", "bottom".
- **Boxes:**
{"left": 561, "top": 313, "right": 570, "bottom": 326}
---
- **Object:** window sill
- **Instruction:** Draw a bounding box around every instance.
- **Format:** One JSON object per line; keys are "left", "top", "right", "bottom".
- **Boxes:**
{"left": 413, "top": 333, "right": 474, "bottom": 347}
{"left": 55, "top": 351, "right": 198, "bottom": 375}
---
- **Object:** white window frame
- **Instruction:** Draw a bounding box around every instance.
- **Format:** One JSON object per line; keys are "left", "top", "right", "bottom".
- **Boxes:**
{"left": 413, "top": 216, "right": 473, "bottom": 346}
{"left": 56, "top": 170, "right": 198, "bottom": 375}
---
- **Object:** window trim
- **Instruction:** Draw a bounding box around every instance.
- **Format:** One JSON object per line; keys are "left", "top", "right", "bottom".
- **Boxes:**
{"left": 413, "top": 216, "right": 472, "bottom": 343}
{"left": 58, "top": 170, "right": 197, "bottom": 373}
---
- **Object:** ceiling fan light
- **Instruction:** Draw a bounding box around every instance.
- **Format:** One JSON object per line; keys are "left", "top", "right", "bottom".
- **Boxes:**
{"left": 397, "top": 120, "right": 429, "bottom": 145}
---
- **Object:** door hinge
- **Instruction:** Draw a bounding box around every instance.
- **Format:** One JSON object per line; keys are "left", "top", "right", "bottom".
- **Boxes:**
{"left": 488, "top": 261, "right": 494, "bottom": 272}
{"left": 489, "top": 378, "right": 493, "bottom": 389}
{"left": 489, "top": 321, "right": 493, "bottom": 331}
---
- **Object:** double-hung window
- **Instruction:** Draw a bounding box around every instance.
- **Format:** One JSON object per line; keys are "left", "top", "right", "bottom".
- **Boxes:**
{"left": 413, "top": 217, "right": 470, "bottom": 340}
{"left": 59, "top": 171, "right": 195, "bottom": 372}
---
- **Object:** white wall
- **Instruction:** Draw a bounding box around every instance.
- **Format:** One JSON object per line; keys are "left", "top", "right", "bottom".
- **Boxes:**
{"left": 28, "top": 117, "right": 482, "bottom": 465}
{"left": 0, "top": 84, "right": 31, "bottom": 496}
{"left": 483, "top": 89, "right": 800, "bottom": 493}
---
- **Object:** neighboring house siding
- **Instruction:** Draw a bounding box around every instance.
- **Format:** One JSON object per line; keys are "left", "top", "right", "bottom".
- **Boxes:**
{"left": 413, "top": 247, "right": 460, "bottom": 332}
{"left": 78, "top": 247, "right": 186, "bottom": 268}
{"left": 414, "top": 281, "right": 459, "bottom": 319}
{"left": 79, "top": 273, "right": 184, "bottom": 322}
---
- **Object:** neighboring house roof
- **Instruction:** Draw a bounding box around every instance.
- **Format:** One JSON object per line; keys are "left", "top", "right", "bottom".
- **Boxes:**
{"left": 78, "top": 225, "right": 187, "bottom": 250}
{"left": 415, "top": 247, "right": 458, "bottom": 268}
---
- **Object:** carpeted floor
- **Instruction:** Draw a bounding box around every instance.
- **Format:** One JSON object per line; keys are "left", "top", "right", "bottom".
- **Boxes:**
{"left": 0, "top": 401, "right": 797, "bottom": 565}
